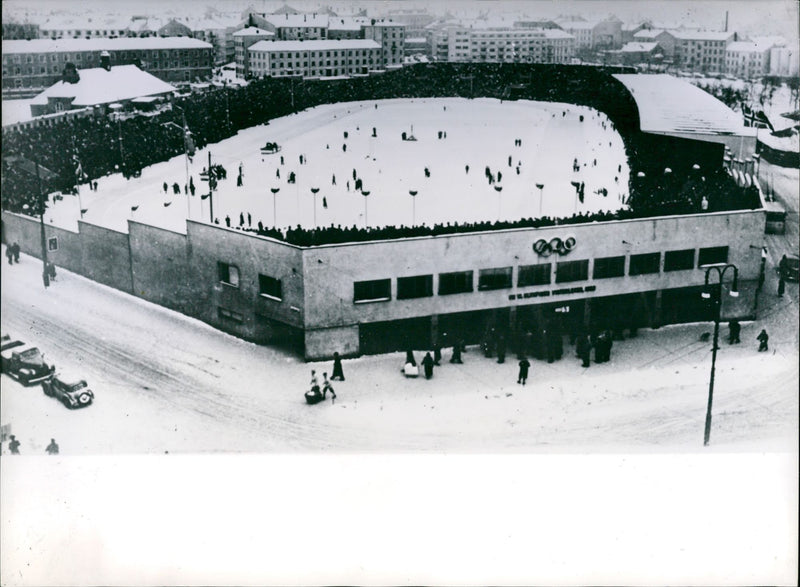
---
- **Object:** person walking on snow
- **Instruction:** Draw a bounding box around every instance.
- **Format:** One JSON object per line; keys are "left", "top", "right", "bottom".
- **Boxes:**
{"left": 321, "top": 373, "right": 336, "bottom": 403}
{"left": 517, "top": 357, "right": 530, "bottom": 385}
{"left": 757, "top": 329, "right": 769, "bottom": 352}
{"left": 309, "top": 370, "right": 320, "bottom": 392}
{"left": 728, "top": 320, "right": 741, "bottom": 344}
{"left": 8, "top": 435, "right": 20, "bottom": 454}
{"left": 331, "top": 352, "right": 345, "bottom": 381}
{"left": 421, "top": 352, "right": 435, "bottom": 379}
{"left": 46, "top": 438, "right": 59, "bottom": 455}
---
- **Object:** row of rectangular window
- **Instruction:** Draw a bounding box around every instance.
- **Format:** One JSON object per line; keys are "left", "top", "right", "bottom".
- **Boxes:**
{"left": 218, "top": 262, "right": 283, "bottom": 300}
{"left": 352, "top": 246, "right": 729, "bottom": 302}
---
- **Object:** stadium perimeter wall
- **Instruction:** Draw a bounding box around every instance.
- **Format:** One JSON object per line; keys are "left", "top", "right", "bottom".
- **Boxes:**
{"left": 2, "top": 208, "right": 765, "bottom": 360}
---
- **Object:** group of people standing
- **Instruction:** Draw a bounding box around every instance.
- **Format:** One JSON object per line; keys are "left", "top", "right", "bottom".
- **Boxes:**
{"left": 2, "top": 435, "right": 59, "bottom": 455}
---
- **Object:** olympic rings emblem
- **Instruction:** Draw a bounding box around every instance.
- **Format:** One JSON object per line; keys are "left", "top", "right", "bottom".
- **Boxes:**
{"left": 533, "top": 235, "right": 577, "bottom": 256}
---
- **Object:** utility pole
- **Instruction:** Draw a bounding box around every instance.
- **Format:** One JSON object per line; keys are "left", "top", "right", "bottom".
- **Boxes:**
{"left": 35, "top": 160, "right": 50, "bottom": 288}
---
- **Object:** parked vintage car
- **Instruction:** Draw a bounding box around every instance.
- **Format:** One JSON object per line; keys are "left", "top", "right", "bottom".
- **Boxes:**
{"left": 42, "top": 375, "right": 94, "bottom": 409}
{"left": 779, "top": 254, "right": 800, "bottom": 283}
{"left": 0, "top": 338, "right": 55, "bottom": 385}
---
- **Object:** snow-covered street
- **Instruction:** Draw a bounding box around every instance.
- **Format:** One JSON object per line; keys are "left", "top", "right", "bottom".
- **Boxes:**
{"left": 1, "top": 240, "right": 796, "bottom": 455}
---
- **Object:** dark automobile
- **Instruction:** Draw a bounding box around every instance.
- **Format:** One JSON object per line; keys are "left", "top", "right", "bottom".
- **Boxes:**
{"left": 42, "top": 375, "right": 94, "bottom": 409}
{"left": 1, "top": 342, "right": 56, "bottom": 385}
{"left": 779, "top": 254, "right": 799, "bottom": 282}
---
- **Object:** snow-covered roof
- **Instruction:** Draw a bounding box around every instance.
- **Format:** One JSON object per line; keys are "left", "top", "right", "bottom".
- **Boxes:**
{"left": 726, "top": 42, "right": 763, "bottom": 53}
{"left": 560, "top": 21, "right": 596, "bottom": 30}
{"left": 3, "top": 37, "right": 212, "bottom": 54}
{"left": 613, "top": 74, "right": 747, "bottom": 135}
{"left": 263, "top": 13, "right": 329, "bottom": 28}
{"left": 634, "top": 29, "right": 665, "bottom": 39}
{"left": 30, "top": 65, "right": 175, "bottom": 107}
{"left": 249, "top": 39, "right": 381, "bottom": 52}
{"left": 232, "top": 26, "right": 274, "bottom": 37}
{"left": 327, "top": 17, "right": 368, "bottom": 31}
{"left": 620, "top": 42, "right": 659, "bottom": 52}
{"left": 670, "top": 30, "right": 734, "bottom": 41}
{"left": 747, "top": 36, "right": 786, "bottom": 49}
{"left": 542, "top": 30, "right": 574, "bottom": 39}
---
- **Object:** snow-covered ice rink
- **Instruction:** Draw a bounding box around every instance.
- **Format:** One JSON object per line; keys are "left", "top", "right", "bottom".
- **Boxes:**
{"left": 46, "top": 98, "right": 630, "bottom": 234}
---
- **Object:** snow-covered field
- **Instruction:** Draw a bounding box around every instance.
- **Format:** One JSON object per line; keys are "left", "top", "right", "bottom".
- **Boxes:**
{"left": 45, "top": 98, "right": 629, "bottom": 234}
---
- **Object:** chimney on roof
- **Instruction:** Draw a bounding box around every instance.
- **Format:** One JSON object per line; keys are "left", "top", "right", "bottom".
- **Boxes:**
{"left": 62, "top": 62, "right": 80, "bottom": 84}
{"left": 100, "top": 50, "right": 111, "bottom": 71}
{"left": 724, "top": 11, "right": 728, "bottom": 32}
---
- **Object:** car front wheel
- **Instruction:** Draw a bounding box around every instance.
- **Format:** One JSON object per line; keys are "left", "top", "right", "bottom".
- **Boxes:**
{"left": 79, "top": 394, "right": 91, "bottom": 405}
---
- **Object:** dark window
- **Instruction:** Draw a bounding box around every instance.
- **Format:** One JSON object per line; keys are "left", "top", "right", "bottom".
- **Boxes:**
{"left": 397, "top": 275, "right": 433, "bottom": 299}
{"left": 629, "top": 253, "right": 661, "bottom": 275}
{"left": 593, "top": 256, "right": 625, "bottom": 279}
{"left": 258, "top": 274, "right": 282, "bottom": 300}
{"left": 217, "top": 307, "right": 243, "bottom": 323}
{"left": 438, "top": 270, "right": 474, "bottom": 295}
{"left": 48, "top": 237, "right": 58, "bottom": 251}
{"left": 354, "top": 278, "right": 391, "bottom": 303}
{"left": 664, "top": 249, "right": 695, "bottom": 272}
{"left": 698, "top": 246, "right": 729, "bottom": 267}
{"left": 478, "top": 267, "right": 512, "bottom": 290}
{"left": 555, "top": 260, "right": 589, "bottom": 283}
{"left": 218, "top": 261, "right": 240, "bottom": 287}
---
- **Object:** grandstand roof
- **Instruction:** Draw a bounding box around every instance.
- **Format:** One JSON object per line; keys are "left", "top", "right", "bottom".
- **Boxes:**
{"left": 249, "top": 39, "right": 381, "bottom": 52}
{"left": 613, "top": 74, "right": 747, "bottom": 136}
{"left": 2, "top": 37, "right": 212, "bottom": 53}
{"left": 30, "top": 64, "right": 175, "bottom": 107}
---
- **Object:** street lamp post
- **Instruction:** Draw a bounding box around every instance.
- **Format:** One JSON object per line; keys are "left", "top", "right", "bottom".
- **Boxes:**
{"left": 361, "top": 190, "right": 371, "bottom": 226}
{"left": 310, "top": 187, "right": 320, "bottom": 228}
{"left": 271, "top": 188, "right": 280, "bottom": 229}
{"left": 536, "top": 183, "right": 544, "bottom": 216}
{"left": 700, "top": 263, "right": 739, "bottom": 446}
{"left": 409, "top": 190, "right": 418, "bottom": 226}
{"left": 34, "top": 160, "right": 50, "bottom": 288}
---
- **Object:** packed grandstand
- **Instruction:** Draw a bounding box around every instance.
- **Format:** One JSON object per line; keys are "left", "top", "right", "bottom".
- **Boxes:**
{"left": 1, "top": 63, "right": 761, "bottom": 246}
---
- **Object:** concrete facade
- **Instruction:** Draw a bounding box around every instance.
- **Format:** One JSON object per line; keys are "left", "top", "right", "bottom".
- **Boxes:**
{"left": 1, "top": 205, "right": 766, "bottom": 360}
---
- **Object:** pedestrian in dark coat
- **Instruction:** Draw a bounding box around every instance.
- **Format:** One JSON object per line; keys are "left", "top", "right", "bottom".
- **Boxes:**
{"left": 331, "top": 352, "right": 345, "bottom": 381}
{"left": 421, "top": 352, "right": 435, "bottom": 379}
{"left": 517, "top": 357, "right": 530, "bottom": 384}
{"left": 576, "top": 334, "right": 591, "bottom": 367}
{"left": 5, "top": 246, "right": 13, "bottom": 265}
{"left": 8, "top": 435, "right": 20, "bottom": 454}
{"left": 433, "top": 344, "right": 441, "bottom": 366}
{"left": 778, "top": 276, "right": 786, "bottom": 297}
{"left": 239, "top": 212, "right": 245, "bottom": 227}
{"left": 594, "top": 332, "right": 606, "bottom": 363}
{"left": 12, "top": 242, "right": 20, "bottom": 263}
{"left": 163, "top": 181, "right": 168, "bottom": 193}
{"left": 45, "top": 438, "right": 59, "bottom": 455}
{"left": 450, "top": 342, "right": 463, "bottom": 364}
{"left": 728, "top": 320, "right": 741, "bottom": 344}
{"left": 496, "top": 334, "right": 506, "bottom": 364}
{"left": 757, "top": 329, "right": 769, "bottom": 352}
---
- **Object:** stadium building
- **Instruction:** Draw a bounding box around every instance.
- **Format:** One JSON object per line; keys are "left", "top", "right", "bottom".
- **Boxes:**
{"left": 0, "top": 66, "right": 765, "bottom": 360}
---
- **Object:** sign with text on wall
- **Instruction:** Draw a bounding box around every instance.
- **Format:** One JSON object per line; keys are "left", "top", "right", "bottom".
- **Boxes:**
{"left": 509, "top": 285, "right": 596, "bottom": 301}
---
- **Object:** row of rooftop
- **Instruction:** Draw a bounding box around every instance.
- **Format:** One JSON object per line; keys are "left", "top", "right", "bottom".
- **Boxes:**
{"left": 3, "top": 5, "right": 797, "bottom": 89}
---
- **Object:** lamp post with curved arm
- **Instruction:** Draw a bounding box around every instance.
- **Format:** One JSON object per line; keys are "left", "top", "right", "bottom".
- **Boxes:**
{"left": 409, "top": 190, "right": 418, "bottom": 226}
{"left": 270, "top": 188, "right": 280, "bottom": 229}
{"left": 700, "top": 263, "right": 739, "bottom": 446}
{"left": 310, "top": 187, "right": 320, "bottom": 228}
